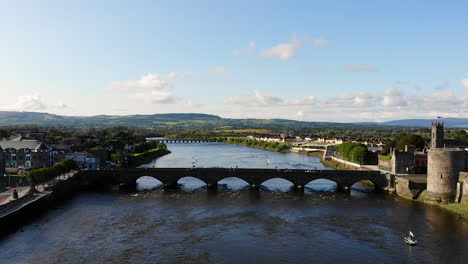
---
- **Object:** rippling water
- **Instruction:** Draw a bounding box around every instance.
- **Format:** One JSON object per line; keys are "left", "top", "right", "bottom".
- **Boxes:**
{"left": 1, "top": 142, "right": 467, "bottom": 264}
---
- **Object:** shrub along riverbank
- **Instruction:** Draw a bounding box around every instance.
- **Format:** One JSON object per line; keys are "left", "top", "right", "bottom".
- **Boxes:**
{"left": 308, "top": 151, "right": 360, "bottom": 170}
{"left": 26, "top": 159, "right": 78, "bottom": 185}
{"left": 225, "top": 137, "right": 289, "bottom": 152}
{"left": 127, "top": 147, "right": 171, "bottom": 168}
{"left": 111, "top": 143, "right": 171, "bottom": 168}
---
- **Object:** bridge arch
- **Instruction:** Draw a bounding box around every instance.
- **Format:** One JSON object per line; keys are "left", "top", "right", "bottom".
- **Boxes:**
{"left": 260, "top": 178, "right": 294, "bottom": 192}
{"left": 136, "top": 176, "right": 164, "bottom": 190}
{"left": 218, "top": 177, "right": 250, "bottom": 190}
{"left": 350, "top": 179, "right": 376, "bottom": 193}
{"left": 177, "top": 176, "right": 208, "bottom": 190}
{"left": 304, "top": 178, "right": 338, "bottom": 192}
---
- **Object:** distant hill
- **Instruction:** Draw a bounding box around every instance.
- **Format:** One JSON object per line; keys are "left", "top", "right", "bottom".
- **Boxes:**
{"left": 0, "top": 111, "right": 351, "bottom": 129}
{"left": 364, "top": 118, "right": 468, "bottom": 128}
{"left": 0, "top": 111, "right": 467, "bottom": 128}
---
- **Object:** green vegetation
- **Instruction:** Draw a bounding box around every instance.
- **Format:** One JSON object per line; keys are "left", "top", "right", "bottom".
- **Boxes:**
{"left": 112, "top": 143, "right": 170, "bottom": 168}
{"left": 225, "top": 137, "right": 289, "bottom": 152}
{"left": 26, "top": 159, "right": 77, "bottom": 185}
{"left": 450, "top": 129, "right": 468, "bottom": 140}
{"left": 441, "top": 203, "right": 468, "bottom": 220}
{"left": 395, "top": 134, "right": 425, "bottom": 150}
{"left": 336, "top": 142, "right": 374, "bottom": 164}
{"left": 308, "top": 152, "right": 357, "bottom": 170}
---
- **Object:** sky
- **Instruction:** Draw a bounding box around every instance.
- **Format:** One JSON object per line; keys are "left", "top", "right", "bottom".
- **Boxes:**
{"left": 0, "top": 0, "right": 467, "bottom": 122}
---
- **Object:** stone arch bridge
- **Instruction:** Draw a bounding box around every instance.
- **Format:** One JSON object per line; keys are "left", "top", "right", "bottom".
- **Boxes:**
{"left": 76, "top": 168, "right": 390, "bottom": 192}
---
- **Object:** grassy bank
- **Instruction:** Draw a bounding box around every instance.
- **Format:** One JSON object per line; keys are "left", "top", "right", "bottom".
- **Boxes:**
{"left": 308, "top": 151, "right": 359, "bottom": 170}
{"left": 441, "top": 203, "right": 468, "bottom": 220}
{"left": 400, "top": 190, "right": 468, "bottom": 221}
{"left": 127, "top": 148, "right": 171, "bottom": 168}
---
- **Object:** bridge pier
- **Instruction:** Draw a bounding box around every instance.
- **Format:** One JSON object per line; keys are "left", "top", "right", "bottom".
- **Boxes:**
{"left": 164, "top": 182, "right": 178, "bottom": 190}
{"left": 294, "top": 184, "right": 305, "bottom": 193}
{"left": 337, "top": 184, "right": 350, "bottom": 193}
{"left": 250, "top": 184, "right": 260, "bottom": 191}
{"left": 207, "top": 183, "right": 218, "bottom": 190}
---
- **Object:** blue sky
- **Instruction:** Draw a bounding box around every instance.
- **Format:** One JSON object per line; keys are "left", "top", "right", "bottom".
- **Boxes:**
{"left": 0, "top": 0, "right": 467, "bottom": 122}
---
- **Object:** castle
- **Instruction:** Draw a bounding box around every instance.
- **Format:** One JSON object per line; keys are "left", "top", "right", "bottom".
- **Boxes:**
{"left": 426, "top": 121, "right": 468, "bottom": 203}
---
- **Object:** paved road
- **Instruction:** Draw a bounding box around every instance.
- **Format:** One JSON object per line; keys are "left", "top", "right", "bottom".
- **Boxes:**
{"left": 0, "top": 186, "right": 31, "bottom": 205}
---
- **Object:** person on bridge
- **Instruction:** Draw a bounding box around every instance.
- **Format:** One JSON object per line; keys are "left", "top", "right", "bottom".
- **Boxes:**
{"left": 12, "top": 188, "right": 18, "bottom": 199}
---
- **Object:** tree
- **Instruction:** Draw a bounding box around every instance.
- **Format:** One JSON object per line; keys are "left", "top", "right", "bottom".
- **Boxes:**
{"left": 452, "top": 129, "right": 468, "bottom": 140}
{"left": 395, "top": 134, "right": 425, "bottom": 151}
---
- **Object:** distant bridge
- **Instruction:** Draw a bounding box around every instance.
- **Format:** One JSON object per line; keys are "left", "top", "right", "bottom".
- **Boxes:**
{"left": 76, "top": 168, "right": 390, "bottom": 192}
{"left": 147, "top": 138, "right": 216, "bottom": 144}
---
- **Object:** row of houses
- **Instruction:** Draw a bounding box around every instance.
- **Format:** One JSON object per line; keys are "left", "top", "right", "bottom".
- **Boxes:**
{"left": 247, "top": 134, "right": 384, "bottom": 147}
{"left": 0, "top": 136, "right": 111, "bottom": 174}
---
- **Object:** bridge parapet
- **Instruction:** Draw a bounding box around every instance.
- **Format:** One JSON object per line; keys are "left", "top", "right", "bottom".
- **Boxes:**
{"left": 76, "top": 168, "right": 389, "bottom": 192}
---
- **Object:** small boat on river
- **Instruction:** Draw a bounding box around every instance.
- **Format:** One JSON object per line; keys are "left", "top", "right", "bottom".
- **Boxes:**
{"left": 404, "top": 231, "right": 417, "bottom": 246}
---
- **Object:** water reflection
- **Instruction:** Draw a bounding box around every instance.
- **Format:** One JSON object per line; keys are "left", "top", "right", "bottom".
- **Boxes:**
{"left": 218, "top": 177, "right": 249, "bottom": 191}
{"left": 260, "top": 178, "right": 294, "bottom": 192}
{"left": 178, "top": 176, "right": 207, "bottom": 190}
{"left": 136, "top": 176, "right": 163, "bottom": 191}
{"left": 305, "top": 179, "right": 337, "bottom": 192}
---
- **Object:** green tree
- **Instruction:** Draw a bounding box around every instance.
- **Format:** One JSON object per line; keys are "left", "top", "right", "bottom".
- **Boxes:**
{"left": 395, "top": 134, "right": 425, "bottom": 151}
{"left": 452, "top": 129, "right": 468, "bottom": 140}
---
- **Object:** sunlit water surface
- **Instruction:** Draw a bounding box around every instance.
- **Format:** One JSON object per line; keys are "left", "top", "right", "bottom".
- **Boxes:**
{"left": 1, "top": 142, "right": 467, "bottom": 264}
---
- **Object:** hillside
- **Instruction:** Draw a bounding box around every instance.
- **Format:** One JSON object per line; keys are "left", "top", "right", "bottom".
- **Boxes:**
{"left": 0, "top": 111, "right": 351, "bottom": 129}
{"left": 1, "top": 111, "right": 467, "bottom": 129}
{"left": 370, "top": 118, "right": 468, "bottom": 128}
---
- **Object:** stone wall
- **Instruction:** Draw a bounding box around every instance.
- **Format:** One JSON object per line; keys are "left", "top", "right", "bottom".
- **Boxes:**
{"left": 392, "top": 147, "right": 414, "bottom": 174}
{"left": 378, "top": 155, "right": 392, "bottom": 172}
{"left": 456, "top": 172, "right": 468, "bottom": 204}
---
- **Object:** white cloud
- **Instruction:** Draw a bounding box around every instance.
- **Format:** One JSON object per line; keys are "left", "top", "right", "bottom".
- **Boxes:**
{"left": 0, "top": 94, "right": 70, "bottom": 112}
{"left": 224, "top": 93, "right": 254, "bottom": 105}
{"left": 345, "top": 64, "right": 379, "bottom": 72}
{"left": 213, "top": 66, "right": 228, "bottom": 74}
{"left": 262, "top": 38, "right": 302, "bottom": 60}
{"left": 434, "top": 81, "right": 450, "bottom": 91}
{"left": 132, "top": 90, "right": 176, "bottom": 104}
{"left": 15, "top": 94, "right": 47, "bottom": 110}
{"left": 254, "top": 90, "right": 283, "bottom": 105}
{"left": 111, "top": 73, "right": 167, "bottom": 91}
{"left": 110, "top": 73, "right": 177, "bottom": 104}
{"left": 262, "top": 36, "right": 329, "bottom": 60}
{"left": 224, "top": 90, "right": 283, "bottom": 106}
{"left": 289, "top": 96, "right": 316, "bottom": 105}
{"left": 55, "top": 101, "right": 69, "bottom": 109}
{"left": 234, "top": 41, "right": 256, "bottom": 55}
{"left": 461, "top": 78, "right": 468, "bottom": 88}
{"left": 309, "top": 38, "right": 329, "bottom": 47}
{"left": 382, "top": 88, "right": 407, "bottom": 107}
{"left": 296, "top": 110, "right": 305, "bottom": 121}
{"left": 184, "top": 100, "right": 205, "bottom": 108}
{"left": 167, "top": 72, "right": 194, "bottom": 79}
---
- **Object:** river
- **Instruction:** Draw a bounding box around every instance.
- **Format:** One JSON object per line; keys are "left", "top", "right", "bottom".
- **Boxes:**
{"left": 0, "top": 142, "right": 467, "bottom": 263}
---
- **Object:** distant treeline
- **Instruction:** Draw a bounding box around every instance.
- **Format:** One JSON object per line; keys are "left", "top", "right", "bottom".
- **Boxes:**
{"left": 225, "top": 138, "right": 289, "bottom": 152}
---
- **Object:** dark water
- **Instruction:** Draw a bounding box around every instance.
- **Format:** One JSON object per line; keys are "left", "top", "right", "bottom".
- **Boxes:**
{"left": 1, "top": 143, "right": 468, "bottom": 264}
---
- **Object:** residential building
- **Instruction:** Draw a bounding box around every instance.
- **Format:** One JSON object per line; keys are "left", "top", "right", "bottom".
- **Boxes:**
{"left": 65, "top": 152, "right": 100, "bottom": 170}
{"left": 0, "top": 138, "right": 52, "bottom": 169}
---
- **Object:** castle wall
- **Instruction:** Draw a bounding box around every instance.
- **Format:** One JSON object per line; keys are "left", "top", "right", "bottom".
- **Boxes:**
{"left": 426, "top": 149, "right": 466, "bottom": 203}
{"left": 391, "top": 148, "right": 414, "bottom": 174}
{"left": 456, "top": 172, "right": 468, "bottom": 204}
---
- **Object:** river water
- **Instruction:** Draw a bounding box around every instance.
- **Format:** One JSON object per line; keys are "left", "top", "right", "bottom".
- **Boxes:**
{"left": 1, "top": 142, "right": 467, "bottom": 264}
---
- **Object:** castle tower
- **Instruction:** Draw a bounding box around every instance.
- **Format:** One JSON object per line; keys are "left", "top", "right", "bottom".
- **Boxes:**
{"left": 426, "top": 149, "right": 465, "bottom": 203}
{"left": 430, "top": 121, "right": 444, "bottom": 149}
{"left": 427, "top": 120, "right": 464, "bottom": 203}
